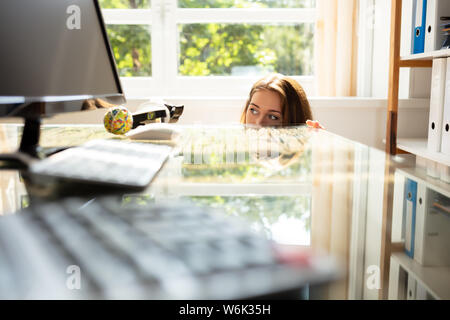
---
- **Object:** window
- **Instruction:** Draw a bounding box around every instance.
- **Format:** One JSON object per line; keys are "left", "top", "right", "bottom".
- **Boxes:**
{"left": 99, "top": 0, "right": 316, "bottom": 97}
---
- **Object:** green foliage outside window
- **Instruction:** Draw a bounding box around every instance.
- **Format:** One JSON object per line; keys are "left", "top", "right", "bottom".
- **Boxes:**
{"left": 105, "top": 25, "right": 152, "bottom": 77}
{"left": 179, "top": 23, "right": 313, "bottom": 76}
{"left": 99, "top": 0, "right": 315, "bottom": 77}
{"left": 178, "top": 0, "right": 316, "bottom": 9}
{"left": 99, "top": 0, "right": 315, "bottom": 9}
{"left": 99, "top": 0, "right": 150, "bottom": 9}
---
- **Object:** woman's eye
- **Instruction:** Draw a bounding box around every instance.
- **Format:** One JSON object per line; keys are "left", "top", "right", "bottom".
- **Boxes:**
{"left": 250, "top": 108, "right": 258, "bottom": 115}
{"left": 268, "top": 114, "right": 279, "bottom": 121}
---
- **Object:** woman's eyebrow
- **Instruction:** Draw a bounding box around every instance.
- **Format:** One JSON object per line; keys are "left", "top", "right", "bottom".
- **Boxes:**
{"left": 250, "top": 102, "right": 281, "bottom": 114}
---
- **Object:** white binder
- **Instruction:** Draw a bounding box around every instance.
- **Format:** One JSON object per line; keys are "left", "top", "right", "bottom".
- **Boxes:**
{"left": 413, "top": 182, "right": 427, "bottom": 264}
{"left": 441, "top": 58, "right": 450, "bottom": 155}
{"left": 428, "top": 58, "right": 446, "bottom": 152}
{"left": 414, "top": 187, "right": 450, "bottom": 266}
{"left": 425, "top": 0, "right": 450, "bottom": 52}
{"left": 416, "top": 283, "right": 429, "bottom": 300}
{"left": 407, "top": 274, "right": 417, "bottom": 300}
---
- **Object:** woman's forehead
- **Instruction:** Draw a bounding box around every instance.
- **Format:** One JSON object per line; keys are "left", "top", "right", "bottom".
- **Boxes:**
{"left": 250, "top": 89, "right": 282, "bottom": 111}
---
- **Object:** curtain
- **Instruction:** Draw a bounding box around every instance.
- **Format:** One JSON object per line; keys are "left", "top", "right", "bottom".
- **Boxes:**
{"left": 314, "top": 0, "right": 359, "bottom": 96}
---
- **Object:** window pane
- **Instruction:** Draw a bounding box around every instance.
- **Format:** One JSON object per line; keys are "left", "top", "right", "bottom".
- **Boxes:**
{"left": 178, "top": 24, "right": 314, "bottom": 76}
{"left": 178, "top": 0, "right": 316, "bottom": 9}
{"left": 106, "top": 25, "right": 152, "bottom": 77}
{"left": 99, "top": 0, "right": 150, "bottom": 9}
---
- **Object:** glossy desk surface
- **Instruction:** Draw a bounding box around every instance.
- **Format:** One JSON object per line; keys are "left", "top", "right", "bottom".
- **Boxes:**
{"left": 0, "top": 123, "right": 449, "bottom": 300}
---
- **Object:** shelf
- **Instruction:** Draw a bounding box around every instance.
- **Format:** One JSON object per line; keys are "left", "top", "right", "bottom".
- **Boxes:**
{"left": 401, "top": 48, "right": 450, "bottom": 61}
{"left": 396, "top": 167, "right": 450, "bottom": 198}
{"left": 391, "top": 252, "right": 450, "bottom": 300}
{"left": 397, "top": 138, "right": 450, "bottom": 167}
{"left": 399, "top": 60, "right": 432, "bottom": 68}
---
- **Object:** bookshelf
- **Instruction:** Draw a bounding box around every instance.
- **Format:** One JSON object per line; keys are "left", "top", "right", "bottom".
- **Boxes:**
{"left": 381, "top": 0, "right": 450, "bottom": 300}
{"left": 397, "top": 139, "right": 450, "bottom": 167}
{"left": 401, "top": 48, "right": 450, "bottom": 61}
{"left": 385, "top": 1, "right": 449, "bottom": 163}
{"left": 391, "top": 252, "right": 450, "bottom": 300}
{"left": 396, "top": 167, "right": 450, "bottom": 198}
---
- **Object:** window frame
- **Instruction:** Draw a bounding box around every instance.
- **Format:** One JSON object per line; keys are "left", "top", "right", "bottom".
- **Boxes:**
{"left": 102, "top": 0, "right": 317, "bottom": 97}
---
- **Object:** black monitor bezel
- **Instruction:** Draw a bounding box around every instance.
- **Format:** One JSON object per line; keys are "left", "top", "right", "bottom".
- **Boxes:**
{"left": 0, "top": 0, "right": 126, "bottom": 106}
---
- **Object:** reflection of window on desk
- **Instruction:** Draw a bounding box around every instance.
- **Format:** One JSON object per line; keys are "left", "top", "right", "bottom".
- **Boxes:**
{"left": 122, "top": 194, "right": 156, "bottom": 206}
{"left": 182, "top": 156, "right": 311, "bottom": 183}
{"left": 180, "top": 127, "right": 312, "bottom": 183}
{"left": 184, "top": 195, "right": 311, "bottom": 246}
{"left": 173, "top": 127, "right": 313, "bottom": 246}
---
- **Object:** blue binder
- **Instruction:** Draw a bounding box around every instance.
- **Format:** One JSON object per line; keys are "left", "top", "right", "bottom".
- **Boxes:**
{"left": 403, "top": 178, "right": 417, "bottom": 258}
{"left": 412, "top": 0, "right": 427, "bottom": 54}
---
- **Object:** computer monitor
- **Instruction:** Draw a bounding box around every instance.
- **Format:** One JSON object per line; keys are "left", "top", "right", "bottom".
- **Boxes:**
{"left": 0, "top": 0, "right": 126, "bottom": 164}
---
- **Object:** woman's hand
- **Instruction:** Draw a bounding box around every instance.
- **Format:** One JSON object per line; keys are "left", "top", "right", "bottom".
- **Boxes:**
{"left": 306, "top": 120, "right": 325, "bottom": 129}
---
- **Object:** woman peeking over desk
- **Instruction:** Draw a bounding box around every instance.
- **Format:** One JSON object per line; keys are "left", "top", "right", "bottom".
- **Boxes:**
{"left": 241, "top": 73, "right": 324, "bottom": 129}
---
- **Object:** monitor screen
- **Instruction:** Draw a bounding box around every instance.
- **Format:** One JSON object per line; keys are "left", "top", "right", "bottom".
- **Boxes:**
{"left": 0, "top": 0, "right": 125, "bottom": 115}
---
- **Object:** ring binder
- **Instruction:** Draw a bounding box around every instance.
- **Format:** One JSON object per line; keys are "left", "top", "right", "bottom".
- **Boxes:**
{"left": 425, "top": 0, "right": 450, "bottom": 52}
{"left": 404, "top": 178, "right": 417, "bottom": 258}
{"left": 413, "top": 0, "right": 427, "bottom": 54}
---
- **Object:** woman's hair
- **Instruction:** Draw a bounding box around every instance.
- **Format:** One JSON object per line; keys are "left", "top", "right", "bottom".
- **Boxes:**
{"left": 240, "top": 73, "right": 313, "bottom": 126}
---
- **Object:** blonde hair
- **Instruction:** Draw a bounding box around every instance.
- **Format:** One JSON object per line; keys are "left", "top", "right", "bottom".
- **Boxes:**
{"left": 241, "top": 73, "right": 312, "bottom": 126}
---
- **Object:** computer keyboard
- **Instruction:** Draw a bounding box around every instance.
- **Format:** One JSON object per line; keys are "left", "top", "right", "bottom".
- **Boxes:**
{"left": 0, "top": 197, "right": 339, "bottom": 299}
{"left": 29, "top": 139, "right": 172, "bottom": 191}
